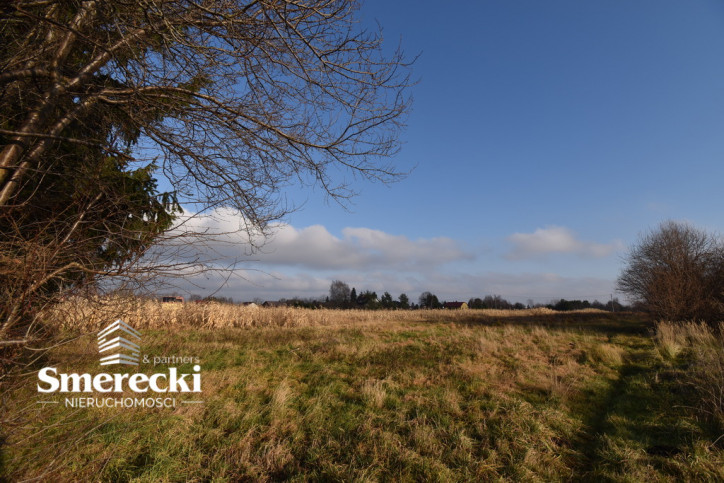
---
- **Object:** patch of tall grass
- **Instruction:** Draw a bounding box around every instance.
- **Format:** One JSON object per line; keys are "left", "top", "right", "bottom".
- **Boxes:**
{"left": 654, "top": 321, "right": 724, "bottom": 435}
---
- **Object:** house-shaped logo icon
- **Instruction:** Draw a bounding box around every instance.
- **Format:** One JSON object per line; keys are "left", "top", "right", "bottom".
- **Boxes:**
{"left": 97, "top": 319, "right": 141, "bottom": 366}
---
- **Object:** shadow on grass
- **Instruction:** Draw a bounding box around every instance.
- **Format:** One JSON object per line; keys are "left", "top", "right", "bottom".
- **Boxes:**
{"left": 571, "top": 338, "right": 701, "bottom": 481}
{"left": 423, "top": 311, "right": 653, "bottom": 336}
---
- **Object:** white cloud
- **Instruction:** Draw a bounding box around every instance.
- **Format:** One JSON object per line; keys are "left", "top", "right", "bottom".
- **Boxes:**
{"left": 506, "top": 226, "right": 622, "bottom": 260}
{"left": 164, "top": 207, "right": 473, "bottom": 271}
{"left": 257, "top": 225, "right": 472, "bottom": 270}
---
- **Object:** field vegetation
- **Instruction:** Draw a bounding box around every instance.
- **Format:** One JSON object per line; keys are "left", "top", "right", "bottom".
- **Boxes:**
{"left": 44, "top": 297, "right": 601, "bottom": 331}
{"left": 2, "top": 301, "right": 723, "bottom": 480}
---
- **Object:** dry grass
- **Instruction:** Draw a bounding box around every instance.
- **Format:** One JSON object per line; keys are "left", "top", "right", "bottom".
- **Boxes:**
{"left": 3, "top": 304, "right": 632, "bottom": 481}
{"left": 654, "top": 321, "right": 724, "bottom": 433}
{"left": 655, "top": 321, "right": 691, "bottom": 359}
{"left": 361, "top": 379, "right": 388, "bottom": 409}
{"left": 43, "top": 296, "right": 607, "bottom": 332}
{"left": 5, "top": 299, "right": 723, "bottom": 480}
{"left": 589, "top": 343, "right": 625, "bottom": 367}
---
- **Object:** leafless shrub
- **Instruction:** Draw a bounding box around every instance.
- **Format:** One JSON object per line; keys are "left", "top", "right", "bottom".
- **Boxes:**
{"left": 618, "top": 221, "right": 724, "bottom": 322}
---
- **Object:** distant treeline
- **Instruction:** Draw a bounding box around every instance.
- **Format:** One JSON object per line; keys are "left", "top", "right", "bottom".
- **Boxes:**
{"left": 285, "top": 295, "right": 631, "bottom": 311}
{"left": 545, "top": 298, "right": 629, "bottom": 312}
{"left": 180, "top": 281, "right": 631, "bottom": 311}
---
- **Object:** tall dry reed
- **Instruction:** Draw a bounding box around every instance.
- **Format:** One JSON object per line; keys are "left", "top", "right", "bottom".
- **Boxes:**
{"left": 42, "top": 296, "right": 599, "bottom": 332}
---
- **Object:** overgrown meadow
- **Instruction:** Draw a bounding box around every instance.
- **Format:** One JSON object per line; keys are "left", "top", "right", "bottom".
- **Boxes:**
{"left": 1, "top": 301, "right": 723, "bottom": 481}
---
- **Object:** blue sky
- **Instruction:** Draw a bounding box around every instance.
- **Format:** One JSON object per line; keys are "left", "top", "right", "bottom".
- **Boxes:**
{"left": 169, "top": 0, "right": 724, "bottom": 304}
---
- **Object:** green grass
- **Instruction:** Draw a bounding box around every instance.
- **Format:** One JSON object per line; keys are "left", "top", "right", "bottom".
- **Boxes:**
{"left": 2, "top": 313, "right": 723, "bottom": 481}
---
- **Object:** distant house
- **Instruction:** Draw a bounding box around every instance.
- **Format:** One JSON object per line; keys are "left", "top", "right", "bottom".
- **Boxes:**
{"left": 161, "top": 296, "right": 185, "bottom": 303}
{"left": 443, "top": 301, "right": 468, "bottom": 310}
{"left": 262, "top": 301, "right": 286, "bottom": 308}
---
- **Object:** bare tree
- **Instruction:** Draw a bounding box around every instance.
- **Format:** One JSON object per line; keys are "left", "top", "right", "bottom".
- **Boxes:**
{"left": 328, "top": 280, "right": 350, "bottom": 307}
{"left": 0, "top": 0, "right": 412, "bottom": 213}
{"left": 617, "top": 221, "right": 724, "bottom": 322}
{"left": 0, "top": 1, "right": 413, "bottom": 347}
{"left": 418, "top": 291, "right": 440, "bottom": 309}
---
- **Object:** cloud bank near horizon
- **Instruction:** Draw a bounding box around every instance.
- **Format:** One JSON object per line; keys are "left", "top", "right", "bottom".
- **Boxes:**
{"left": 158, "top": 210, "right": 622, "bottom": 303}
{"left": 168, "top": 267, "right": 619, "bottom": 304}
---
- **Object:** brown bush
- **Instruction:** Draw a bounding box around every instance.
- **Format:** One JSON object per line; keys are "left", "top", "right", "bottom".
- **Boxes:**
{"left": 618, "top": 221, "right": 724, "bottom": 322}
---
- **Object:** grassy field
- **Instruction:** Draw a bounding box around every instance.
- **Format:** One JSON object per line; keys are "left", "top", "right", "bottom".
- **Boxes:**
{"left": 2, "top": 306, "right": 723, "bottom": 481}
